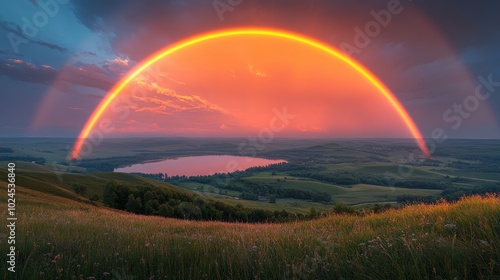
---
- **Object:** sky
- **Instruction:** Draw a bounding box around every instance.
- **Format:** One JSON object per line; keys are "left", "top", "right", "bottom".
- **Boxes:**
{"left": 0, "top": 0, "right": 499, "bottom": 140}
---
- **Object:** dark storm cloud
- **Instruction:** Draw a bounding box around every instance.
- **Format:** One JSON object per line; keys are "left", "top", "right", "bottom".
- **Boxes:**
{"left": 2, "top": 0, "right": 496, "bottom": 137}
{"left": 411, "top": 1, "right": 500, "bottom": 50}
{"left": 66, "top": 0, "right": 500, "bottom": 121}
{"left": 69, "top": 0, "right": 217, "bottom": 60}
{"left": 67, "top": 0, "right": 500, "bottom": 68}
{"left": 68, "top": 0, "right": 376, "bottom": 59}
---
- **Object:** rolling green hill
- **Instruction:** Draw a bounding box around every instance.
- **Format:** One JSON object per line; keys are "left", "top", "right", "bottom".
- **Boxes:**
{"left": 0, "top": 138, "right": 498, "bottom": 278}
{"left": 0, "top": 178, "right": 498, "bottom": 279}
{"left": 0, "top": 162, "right": 191, "bottom": 204}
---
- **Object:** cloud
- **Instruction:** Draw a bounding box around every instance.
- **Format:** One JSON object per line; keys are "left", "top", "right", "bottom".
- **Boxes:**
{"left": 132, "top": 79, "right": 232, "bottom": 116}
{"left": 0, "top": 58, "right": 119, "bottom": 92}
{"left": 3, "top": 0, "right": 500, "bottom": 138}
{"left": 33, "top": 40, "right": 66, "bottom": 52}
{"left": 150, "top": 122, "right": 160, "bottom": 129}
{"left": 0, "top": 21, "right": 67, "bottom": 53}
{"left": 60, "top": 63, "right": 116, "bottom": 91}
{"left": 80, "top": 50, "right": 97, "bottom": 56}
{"left": 103, "top": 56, "right": 132, "bottom": 75}
{"left": 0, "top": 58, "right": 58, "bottom": 84}
{"left": 248, "top": 64, "right": 268, "bottom": 78}
{"left": 104, "top": 76, "right": 248, "bottom": 135}
{"left": 67, "top": 0, "right": 500, "bottom": 96}
{"left": 296, "top": 123, "right": 324, "bottom": 132}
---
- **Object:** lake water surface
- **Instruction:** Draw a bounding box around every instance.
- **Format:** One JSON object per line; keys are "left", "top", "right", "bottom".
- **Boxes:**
{"left": 114, "top": 155, "right": 286, "bottom": 177}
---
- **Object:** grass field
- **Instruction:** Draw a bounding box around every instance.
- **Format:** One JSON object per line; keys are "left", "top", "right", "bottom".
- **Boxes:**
{"left": 0, "top": 163, "right": 442, "bottom": 214}
{"left": 1, "top": 138, "right": 498, "bottom": 213}
{"left": 0, "top": 183, "right": 498, "bottom": 279}
{"left": 0, "top": 138, "right": 499, "bottom": 279}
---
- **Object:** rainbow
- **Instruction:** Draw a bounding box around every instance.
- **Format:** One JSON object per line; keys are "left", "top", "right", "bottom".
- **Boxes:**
{"left": 70, "top": 27, "right": 430, "bottom": 159}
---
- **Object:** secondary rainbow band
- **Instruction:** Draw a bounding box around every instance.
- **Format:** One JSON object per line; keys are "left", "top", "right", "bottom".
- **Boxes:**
{"left": 70, "top": 28, "right": 430, "bottom": 159}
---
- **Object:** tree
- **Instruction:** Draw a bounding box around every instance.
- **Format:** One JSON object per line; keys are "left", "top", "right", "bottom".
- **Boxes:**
{"left": 144, "top": 199, "right": 160, "bottom": 215}
{"left": 308, "top": 207, "right": 319, "bottom": 218}
{"left": 158, "top": 203, "right": 174, "bottom": 217}
{"left": 71, "top": 184, "right": 87, "bottom": 196}
{"left": 333, "top": 203, "right": 355, "bottom": 214}
{"left": 103, "top": 184, "right": 118, "bottom": 207}
{"left": 176, "top": 202, "right": 202, "bottom": 220}
{"left": 269, "top": 195, "right": 276, "bottom": 204}
{"left": 143, "top": 191, "right": 155, "bottom": 204}
{"left": 125, "top": 194, "right": 142, "bottom": 214}
{"left": 372, "top": 204, "right": 392, "bottom": 214}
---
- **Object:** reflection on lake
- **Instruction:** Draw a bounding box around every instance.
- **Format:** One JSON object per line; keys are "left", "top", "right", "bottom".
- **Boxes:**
{"left": 114, "top": 155, "right": 286, "bottom": 177}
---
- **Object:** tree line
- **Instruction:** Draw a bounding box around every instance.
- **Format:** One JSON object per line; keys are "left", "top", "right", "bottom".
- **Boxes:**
{"left": 102, "top": 181, "right": 309, "bottom": 223}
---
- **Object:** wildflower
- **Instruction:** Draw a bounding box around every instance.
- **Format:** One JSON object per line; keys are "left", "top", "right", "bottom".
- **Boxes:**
{"left": 444, "top": 223, "right": 457, "bottom": 230}
{"left": 477, "top": 239, "right": 489, "bottom": 247}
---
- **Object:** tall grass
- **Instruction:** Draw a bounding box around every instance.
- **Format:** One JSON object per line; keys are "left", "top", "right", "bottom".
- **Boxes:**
{"left": 1, "top": 192, "right": 499, "bottom": 279}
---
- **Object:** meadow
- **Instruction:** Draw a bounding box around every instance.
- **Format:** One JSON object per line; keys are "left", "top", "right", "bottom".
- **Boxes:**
{"left": 0, "top": 183, "right": 498, "bottom": 279}
{"left": 0, "top": 138, "right": 499, "bottom": 279}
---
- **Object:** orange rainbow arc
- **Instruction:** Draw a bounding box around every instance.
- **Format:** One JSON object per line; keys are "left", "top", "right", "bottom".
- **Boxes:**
{"left": 70, "top": 27, "right": 430, "bottom": 160}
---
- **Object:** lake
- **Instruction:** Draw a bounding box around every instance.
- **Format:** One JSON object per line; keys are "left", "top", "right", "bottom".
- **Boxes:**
{"left": 114, "top": 155, "right": 286, "bottom": 177}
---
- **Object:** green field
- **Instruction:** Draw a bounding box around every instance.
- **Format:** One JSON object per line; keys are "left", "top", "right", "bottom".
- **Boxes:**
{"left": 0, "top": 182, "right": 498, "bottom": 279}
{"left": 0, "top": 138, "right": 499, "bottom": 212}
{"left": 0, "top": 138, "right": 499, "bottom": 278}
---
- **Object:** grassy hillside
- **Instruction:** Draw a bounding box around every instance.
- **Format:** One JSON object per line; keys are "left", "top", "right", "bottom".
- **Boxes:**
{"left": 1, "top": 181, "right": 498, "bottom": 279}
{"left": 0, "top": 162, "right": 191, "bottom": 203}
{"left": 0, "top": 164, "right": 445, "bottom": 215}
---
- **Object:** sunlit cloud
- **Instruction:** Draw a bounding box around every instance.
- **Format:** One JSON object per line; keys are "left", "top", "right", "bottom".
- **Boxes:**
{"left": 150, "top": 122, "right": 160, "bottom": 129}
{"left": 296, "top": 123, "right": 325, "bottom": 132}
{"left": 104, "top": 56, "right": 132, "bottom": 75}
{"left": 248, "top": 64, "right": 268, "bottom": 78}
{"left": 130, "top": 78, "right": 234, "bottom": 116}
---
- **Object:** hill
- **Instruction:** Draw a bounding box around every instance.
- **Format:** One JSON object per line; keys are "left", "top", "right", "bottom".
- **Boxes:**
{"left": 0, "top": 178, "right": 498, "bottom": 279}
{"left": 0, "top": 161, "right": 192, "bottom": 204}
